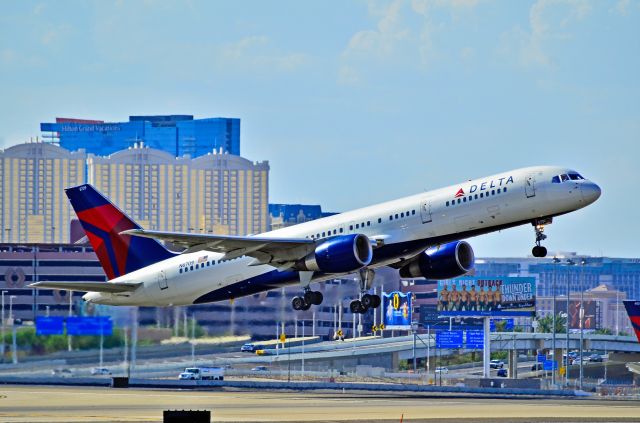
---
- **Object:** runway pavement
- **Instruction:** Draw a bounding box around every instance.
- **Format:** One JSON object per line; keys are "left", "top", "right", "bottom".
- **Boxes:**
{"left": 1, "top": 385, "right": 640, "bottom": 422}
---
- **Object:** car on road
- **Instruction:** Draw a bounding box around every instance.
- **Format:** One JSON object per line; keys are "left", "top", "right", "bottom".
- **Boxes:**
{"left": 531, "top": 363, "right": 543, "bottom": 371}
{"left": 251, "top": 366, "right": 269, "bottom": 372}
{"left": 589, "top": 354, "right": 603, "bottom": 362}
{"left": 90, "top": 367, "right": 111, "bottom": 376}
{"left": 51, "top": 368, "right": 73, "bottom": 377}
{"left": 497, "top": 368, "right": 508, "bottom": 377}
{"left": 241, "top": 343, "right": 264, "bottom": 353}
{"left": 434, "top": 367, "right": 448, "bottom": 374}
{"left": 490, "top": 360, "right": 504, "bottom": 369}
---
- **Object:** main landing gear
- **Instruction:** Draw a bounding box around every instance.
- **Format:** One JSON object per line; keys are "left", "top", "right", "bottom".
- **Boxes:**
{"left": 292, "top": 270, "right": 323, "bottom": 311}
{"left": 349, "top": 268, "right": 382, "bottom": 314}
{"left": 291, "top": 289, "right": 323, "bottom": 311}
{"left": 531, "top": 218, "right": 552, "bottom": 258}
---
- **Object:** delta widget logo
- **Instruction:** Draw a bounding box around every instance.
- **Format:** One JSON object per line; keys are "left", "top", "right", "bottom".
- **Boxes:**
{"left": 454, "top": 188, "right": 465, "bottom": 198}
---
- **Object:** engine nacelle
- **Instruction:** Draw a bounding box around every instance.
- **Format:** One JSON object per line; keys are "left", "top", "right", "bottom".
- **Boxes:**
{"left": 399, "top": 241, "right": 474, "bottom": 280}
{"left": 297, "top": 234, "right": 373, "bottom": 273}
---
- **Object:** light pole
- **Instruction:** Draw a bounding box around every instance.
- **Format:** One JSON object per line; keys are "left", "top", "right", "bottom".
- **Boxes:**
{"left": 566, "top": 258, "right": 575, "bottom": 386}
{"left": 9, "top": 295, "right": 17, "bottom": 364}
{"left": 1, "top": 290, "right": 8, "bottom": 362}
{"left": 552, "top": 257, "right": 560, "bottom": 385}
{"left": 579, "top": 258, "right": 586, "bottom": 390}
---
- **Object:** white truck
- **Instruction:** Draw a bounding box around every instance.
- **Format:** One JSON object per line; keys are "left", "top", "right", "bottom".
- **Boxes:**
{"left": 178, "top": 367, "right": 224, "bottom": 381}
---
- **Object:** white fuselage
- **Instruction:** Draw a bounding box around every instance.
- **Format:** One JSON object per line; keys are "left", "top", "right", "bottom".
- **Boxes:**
{"left": 83, "top": 166, "right": 600, "bottom": 306}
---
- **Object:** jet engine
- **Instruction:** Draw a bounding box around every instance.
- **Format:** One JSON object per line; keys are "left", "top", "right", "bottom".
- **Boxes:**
{"left": 399, "top": 241, "right": 474, "bottom": 279}
{"left": 296, "top": 234, "right": 373, "bottom": 273}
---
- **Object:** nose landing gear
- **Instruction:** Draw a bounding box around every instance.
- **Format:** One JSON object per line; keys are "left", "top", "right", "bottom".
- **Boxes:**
{"left": 531, "top": 218, "right": 552, "bottom": 257}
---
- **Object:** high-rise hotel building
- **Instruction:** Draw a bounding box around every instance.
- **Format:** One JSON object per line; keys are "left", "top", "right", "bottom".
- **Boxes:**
{"left": 87, "top": 143, "right": 269, "bottom": 236}
{"left": 0, "top": 143, "right": 86, "bottom": 243}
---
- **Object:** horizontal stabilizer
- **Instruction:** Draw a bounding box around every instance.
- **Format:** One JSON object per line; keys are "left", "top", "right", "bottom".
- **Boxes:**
{"left": 29, "top": 281, "right": 142, "bottom": 293}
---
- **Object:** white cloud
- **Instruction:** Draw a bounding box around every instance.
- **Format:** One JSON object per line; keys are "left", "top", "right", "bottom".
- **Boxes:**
{"left": 343, "top": 0, "right": 408, "bottom": 59}
{"left": 217, "top": 35, "right": 310, "bottom": 73}
{"left": 612, "top": 0, "right": 630, "bottom": 16}
{"left": 338, "top": 65, "right": 360, "bottom": 85}
{"left": 503, "top": 0, "right": 592, "bottom": 68}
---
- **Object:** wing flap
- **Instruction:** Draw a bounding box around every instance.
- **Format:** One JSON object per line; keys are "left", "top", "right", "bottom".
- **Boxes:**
{"left": 30, "top": 281, "right": 142, "bottom": 293}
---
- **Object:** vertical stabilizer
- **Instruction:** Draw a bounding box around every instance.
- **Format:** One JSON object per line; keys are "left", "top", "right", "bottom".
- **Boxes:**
{"left": 66, "top": 184, "right": 176, "bottom": 279}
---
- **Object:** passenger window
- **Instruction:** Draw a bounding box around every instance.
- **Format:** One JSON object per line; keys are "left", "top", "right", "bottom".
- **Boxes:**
{"left": 395, "top": 214, "right": 399, "bottom": 219}
{"left": 361, "top": 222, "right": 365, "bottom": 227}
{"left": 322, "top": 232, "right": 326, "bottom": 237}
{"left": 480, "top": 193, "right": 483, "bottom": 198}
{"left": 339, "top": 228, "right": 344, "bottom": 233}
{"left": 355, "top": 224, "right": 359, "bottom": 229}
{"left": 552, "top": 175, "right": 560, "bottom": 183}
{"left": 561, "top": 174, "right": 569, "bottom": 182}
{"left": 317, "top": 233, "right": 320, "bottom": 238}
{"left": 378, "top": 218, "right": 382, "bottom": 223}
{"left": 497, "top": 188, "right": 501, "bottom": 193}
{"left": 389, "top": 216, "right": 393, "bottom": 221}
{"left": 457, "top": 198, "right": 461, "bottom": 204}
{"left": 412, "top": 210, "right": 415, "bottom": 215}
{"left": 463, "top": 197, "right": 466, "bottom": 202}
{"left": 190, "top": 266, "right": 194, "bottom": 271}
{"left": 475, "top": 194, "right": 478, "bottom": 199}
{"left": 468, "top": 196, "right": 472, "bottom": 202}
{"left": 446, "top": 201, "right": 449, "bottom": 207}
{"left": 333, "top": 229, "right": 337, "bottom": 234}
{"left": 504, "top": 187, "right": 507, "bottom": 193}
{"left": 367, "top": 221, "right": 370, "bottom": 226}
{"left": 491, "top": 190, "right": 495, "bottom": 195}
{"left": 406, "top": 211, "right": 410, "bottom": 216}
{"left": 401, "top": 212, "right": 404, "bottom": 218}
{"left": 179, "top": 268, "right": 183, "bottom": 274}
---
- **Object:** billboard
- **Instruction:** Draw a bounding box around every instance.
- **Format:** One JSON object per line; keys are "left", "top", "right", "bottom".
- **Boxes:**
{"left": 436, "top": 330, "right": 463, "bottom": 348}
{"left": 36, "top": 317, "right": 64, "bottom": 335}
{"left": 437, "top": 277, "right": 536, "bottom": 317}
{"left": 554, "top": 300, "right": 600, "bottom": 330}
{"left": 382, "top": 291, "right": 412, "bottom": 330}
{"left": 66, "top": 316, "right": 113, "bottom": 336}
{"left": 419, "top": 304, "right": 441, "bottom": 326}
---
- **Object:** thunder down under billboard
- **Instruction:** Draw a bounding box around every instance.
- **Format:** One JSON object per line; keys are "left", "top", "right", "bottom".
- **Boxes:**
{"left": 437, "top": 277, "right": 536, "bottom": 317}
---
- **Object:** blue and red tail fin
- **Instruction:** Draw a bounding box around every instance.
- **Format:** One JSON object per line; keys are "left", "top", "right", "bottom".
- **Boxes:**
{"left": 623, "top": 300, "right": 640, "bottom": 343}
{"left": 66, "top": 184, "right": 176, "bottom": 280}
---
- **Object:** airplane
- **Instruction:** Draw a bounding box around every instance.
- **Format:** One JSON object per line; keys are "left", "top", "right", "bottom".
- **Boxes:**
{"left": 30, "top": 165, "right": 601, "bottom": 313}
{"left": 623, "top": 300, "right": 640, "bottom": 343}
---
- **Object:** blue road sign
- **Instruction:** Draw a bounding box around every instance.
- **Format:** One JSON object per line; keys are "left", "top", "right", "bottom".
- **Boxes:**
{"left": 66, "top": 316, "right": 113, "bottom": 336}
{"left": 466, "top": 330, "right": 484, "bottom": 348}
{"left": 36, "top": 316, "right": 64, "bottom": 335}
{"left": 537, "top": 353, "right": 547, "bottom": 363}
{"left": 436, "top": 330, "right": 463, "bottom": 348}
{"left": 543, "top": 360, "right": 558, "bottom": 371}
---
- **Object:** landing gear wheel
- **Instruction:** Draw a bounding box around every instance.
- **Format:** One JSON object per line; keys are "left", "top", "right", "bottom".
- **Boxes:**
{"left": 361, "top": 294, "right": 374, "bottom": 309}
{"left": 304, "top": 290, "right": 323, "bottom": 306}
{"left": 371, "top": 294, "right": 381, "bottom": 308}
{"left": 300, "top": 301, "right": 312, "bottom": 311}
{"left": 350, "top": 300, "right": 368, "bottom": 314}
{"left": 532, "top": 246, "right": 547, "bottom": 258}
{"left": 292, "top": 296, "right": 305, "bottom": 311}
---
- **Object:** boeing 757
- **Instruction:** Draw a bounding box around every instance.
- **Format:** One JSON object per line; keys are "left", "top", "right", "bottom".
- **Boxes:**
{"left": 31, "top": 166, "right": 600, "bottom": 313}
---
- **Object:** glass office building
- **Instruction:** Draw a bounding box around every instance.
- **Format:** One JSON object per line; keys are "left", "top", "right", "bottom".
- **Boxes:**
{"left": 40, "top": 115, "right": 240, "bottom": 158}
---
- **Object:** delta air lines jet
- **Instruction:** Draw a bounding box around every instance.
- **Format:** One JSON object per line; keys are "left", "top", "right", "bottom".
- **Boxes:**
{"left": 31, "top": 166, "right": 600, "bottom": 313}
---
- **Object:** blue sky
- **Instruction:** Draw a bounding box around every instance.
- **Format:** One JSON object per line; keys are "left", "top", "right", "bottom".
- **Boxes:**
{"left": 1, "top": 0, "right": 638, "bottom": 257}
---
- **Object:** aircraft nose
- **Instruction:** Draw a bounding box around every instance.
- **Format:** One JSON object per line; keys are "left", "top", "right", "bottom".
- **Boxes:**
{"left": 581, "top": 181, "right": 601, "bottom": 204}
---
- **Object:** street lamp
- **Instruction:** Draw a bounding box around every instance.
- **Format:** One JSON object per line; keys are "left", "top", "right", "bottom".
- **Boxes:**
{"left": 1, "top": 290, "right": 8, "bottom": 361}
{"left": 565, "top": 258, "right": 575, "bottom": 387}
{"left": 579, "top": 258, "right": 587, "bottom": 391}
{"left": 551, "top": 257, "right": 560, "bottom": 386}
{"left": 9, "top": 295, "right": 17, "bottom": 364}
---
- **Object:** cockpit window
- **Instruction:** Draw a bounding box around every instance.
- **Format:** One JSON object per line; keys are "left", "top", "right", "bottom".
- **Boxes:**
{"left": 551, "top": 175, "right": 560, "bottom": 183}
{"left": 568, "top": 173, "right": 584, "bottom": 180}
{"left": 560, "top": 174, "right": 569, "bottom": 182}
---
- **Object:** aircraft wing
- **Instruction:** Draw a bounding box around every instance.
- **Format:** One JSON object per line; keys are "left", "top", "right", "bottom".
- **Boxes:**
{"left": 29, "top": 281, "right": 142, "bottom": 293}
{"left": 120, "top": 229, "right": 316, "bottom": 266}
